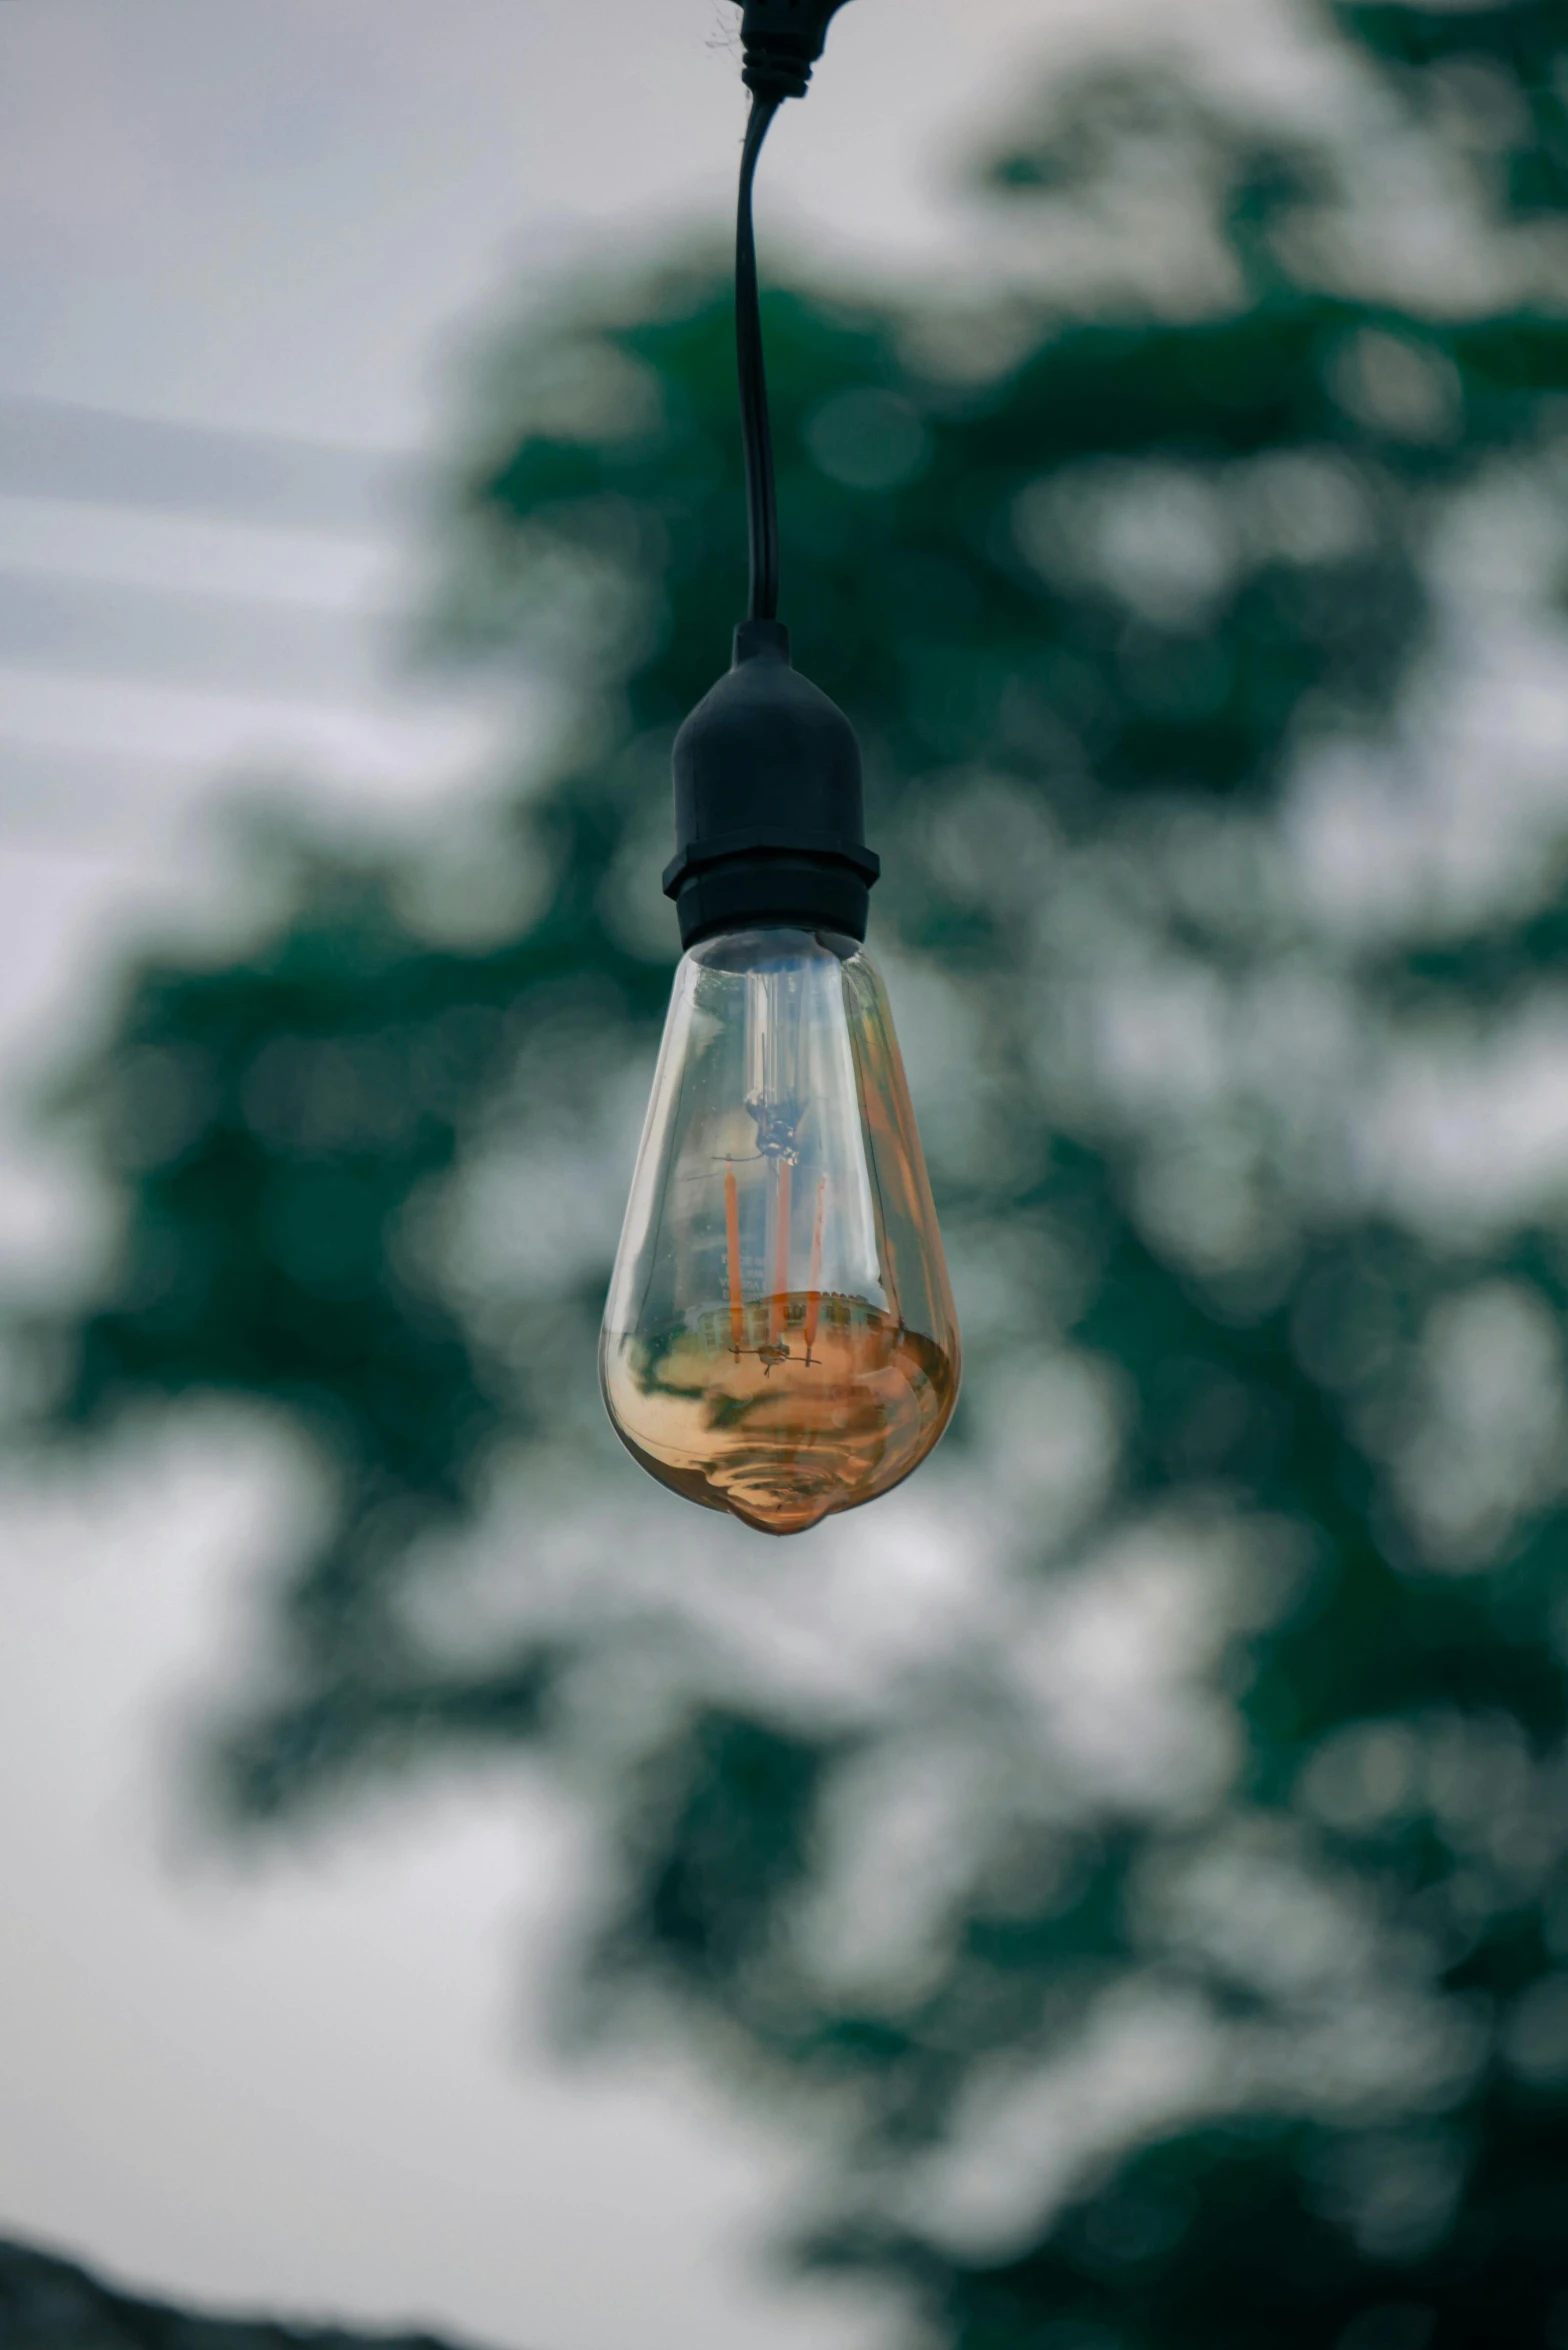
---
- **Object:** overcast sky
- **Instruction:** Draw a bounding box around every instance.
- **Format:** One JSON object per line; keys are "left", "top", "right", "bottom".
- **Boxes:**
{"left": 0, "top": 0, "right": 1146, "bottom": 447}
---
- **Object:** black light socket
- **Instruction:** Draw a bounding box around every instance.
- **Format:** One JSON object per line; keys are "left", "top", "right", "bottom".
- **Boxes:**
{"left": 663, "top": 620, "right": 879, "bottom": 948}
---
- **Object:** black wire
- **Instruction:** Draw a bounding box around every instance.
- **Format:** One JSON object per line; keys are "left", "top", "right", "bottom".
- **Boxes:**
{"left": 736, "top": 91, "right": 782, "bottom": 623}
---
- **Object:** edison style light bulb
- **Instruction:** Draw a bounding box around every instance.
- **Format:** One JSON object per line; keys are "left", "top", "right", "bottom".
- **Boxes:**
{"left": 602, "top": 924, "right": 959, "bottom": 1534}
{"left": 601, "top": 0, "right": 958, "bottom": 1541}
{"left": 600, "top": 2, "right": 956, "bottom": 1526}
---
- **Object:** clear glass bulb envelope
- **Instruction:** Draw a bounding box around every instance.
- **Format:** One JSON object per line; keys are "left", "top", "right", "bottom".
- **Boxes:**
{"left": 602, "top": 927, "right": 960, "bottom": 1535}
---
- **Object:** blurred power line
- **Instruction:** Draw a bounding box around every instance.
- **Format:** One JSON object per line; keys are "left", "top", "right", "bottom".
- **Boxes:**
{"left": 0, "top": 398, "right": 421, "bottom": 533}
{"left": 0, "top": 400, "right": 487, "bottom": 853}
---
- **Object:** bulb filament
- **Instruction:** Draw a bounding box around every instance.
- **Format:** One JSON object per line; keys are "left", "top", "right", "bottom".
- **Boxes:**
{"left": 804, "top": 1174, "right": 826, "bottom": 1361}
{"left": 720, "top": 1151, "right": 829, "bottom": 1374}
{"left": 767, "top": 1153, "right": 794, "bottom": 1360}
{"left": 724, "top": 1163, "right": 744, "bottom": 1357}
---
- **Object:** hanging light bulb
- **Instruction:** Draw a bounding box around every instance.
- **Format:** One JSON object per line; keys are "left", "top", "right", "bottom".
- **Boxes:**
{"left": 602, "top": 899, "right": 960, "bottom": 1537}
{"left": 601, "top": 0, "right": 960, "bottom": 1533}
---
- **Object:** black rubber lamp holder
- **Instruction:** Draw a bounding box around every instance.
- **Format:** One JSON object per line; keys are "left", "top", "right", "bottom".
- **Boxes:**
{"left": 662, "top": 0, "right": 877, "bottom": 951}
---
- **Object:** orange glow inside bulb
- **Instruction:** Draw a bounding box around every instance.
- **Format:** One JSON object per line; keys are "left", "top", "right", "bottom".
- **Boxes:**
{"left": 601, "top": 927, "right": 960, "bottom": 1535}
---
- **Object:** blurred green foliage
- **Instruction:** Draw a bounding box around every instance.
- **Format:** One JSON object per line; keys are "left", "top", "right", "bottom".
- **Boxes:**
{"left": 15, "top": 4, "right": 1568, "bottom": 2345}
{"left": 0, "top": 2237, "right": 462, "bottom": 2350}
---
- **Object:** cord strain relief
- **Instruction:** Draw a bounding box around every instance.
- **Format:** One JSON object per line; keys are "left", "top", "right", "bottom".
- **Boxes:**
{"left": 736, "top": 1, "right": 852, "bottom": 101}
{"left": 741, "top": 46, "right": 810, "bottom": 101}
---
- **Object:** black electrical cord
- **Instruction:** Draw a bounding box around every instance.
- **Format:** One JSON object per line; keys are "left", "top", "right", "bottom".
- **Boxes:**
{"left": 730, "top": 0, "right": 854, "bottom": 624}
{"left": 735, "top": 90, "right": 782, "bottom": 623}
{"left": 662, "top": 1, "right": 875, "bottom": 952}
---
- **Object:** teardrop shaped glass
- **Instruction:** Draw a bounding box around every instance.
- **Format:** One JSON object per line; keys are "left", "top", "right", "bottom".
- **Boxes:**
{"left": 601, "top": 927, "right": 960, "bottom": 1535}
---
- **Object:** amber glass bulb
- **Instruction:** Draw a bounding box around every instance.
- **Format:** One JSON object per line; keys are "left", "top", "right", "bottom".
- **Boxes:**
{"left": 601, "top": 926, "right": 960, "bottom": 1535}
